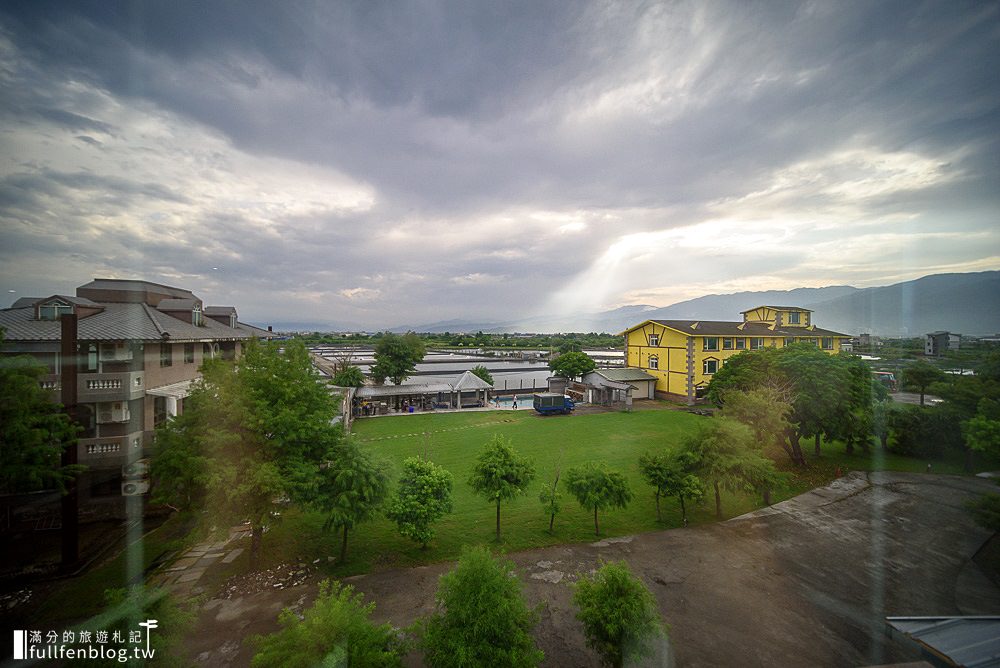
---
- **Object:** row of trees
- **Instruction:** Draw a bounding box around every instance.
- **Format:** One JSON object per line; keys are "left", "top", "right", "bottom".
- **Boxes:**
{"left": 298, "top": 330, "right": 623, "bottom": 351}
{"left": 252, "top": 548, "right": 665, "bottom": 668}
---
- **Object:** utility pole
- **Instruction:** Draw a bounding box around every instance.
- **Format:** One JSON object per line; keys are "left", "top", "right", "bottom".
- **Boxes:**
{"left": 60, "top": 313, "right": 80, "bottom": 571}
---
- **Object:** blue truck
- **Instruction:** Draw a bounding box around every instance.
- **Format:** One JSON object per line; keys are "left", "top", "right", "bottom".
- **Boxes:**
{"left": 532, "top": 393, "right": 575, "bottom": 415}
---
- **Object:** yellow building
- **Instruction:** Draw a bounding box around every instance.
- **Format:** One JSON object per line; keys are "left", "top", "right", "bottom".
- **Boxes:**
{"left": 620, "top": 305, "right": 851, "bottom": 404}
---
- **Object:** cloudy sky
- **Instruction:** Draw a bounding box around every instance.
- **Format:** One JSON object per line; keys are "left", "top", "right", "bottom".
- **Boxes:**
{"left": 1, "top": 1, "right": 998, "bottom": 329}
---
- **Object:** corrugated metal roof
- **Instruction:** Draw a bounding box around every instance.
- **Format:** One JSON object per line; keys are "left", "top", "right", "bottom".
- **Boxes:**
{"left": 886, "top": 616, "right": 1000, "bottom": 667}
{"left": 590, "top": 368, "right": 657, "bottom": 382}
{"left": 357, "top": 383, "right": 455, "bottom": 398}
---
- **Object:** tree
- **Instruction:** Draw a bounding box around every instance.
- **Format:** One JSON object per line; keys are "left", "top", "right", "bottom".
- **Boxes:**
{"left": 564, "top": 462, "right": 633, "bottom": 535}
{"left": 468, "top": 435, "right": 535, "bottom": 541}
{"left": 316, "top": 442, "right": 390, "bottom": 563}
{"left": 573, "top": 561, "right": 665, "bottom": 668}
{"left": 421, "top": 546, "right": 543, "bottom": 668}
{"left": 638, "top": 451, "right": 703, "bottom": 523}
{"left": 151, "top": 339, "right": 343, "bottom": 561}
{"left": 470, "top": 364, "right": 494, "bottom": 386}
{"left": 250, "top": 579, "right": 405, "bottom": 668}
{"left": 385, "top": 457, "right": 453, "bottom": 548}
{"left": 539, "top": 467, "right": 562, "bottom": 533}
{"left": 872, "top": 400, "right": 895, "bottom": 451}
{"left": 901, "top": 359, "right": 944, "bottom": 406}
{"left": 0, "top": 344, "right": 80, "bottom": 494}
{"left": 967, "top": 494, "right": 1000, "bottom": 532}
{"left": 718, "top": 387, "right": 792, "bottom": 458}
{"left": 332, "top": 365, "right": 365, "bottom": 388}
{"left": 681, "top": 418, "right": 783, "bottom": 517}
{"left": 557, "top": 341, "right": 583, "bottom": 354}
{"left": 549, "top": 351, "right": 596, "bottom": 380}
{"left": 964, "top": 397, "right": 1000, "bottom": 459}
{"left": 370, "top": 332, "right": 426, "bottom": 385}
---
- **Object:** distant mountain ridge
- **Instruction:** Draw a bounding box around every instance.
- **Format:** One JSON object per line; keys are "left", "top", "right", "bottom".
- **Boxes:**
{"left": 389, "top": 271, "right": 1000, "bottom": 336}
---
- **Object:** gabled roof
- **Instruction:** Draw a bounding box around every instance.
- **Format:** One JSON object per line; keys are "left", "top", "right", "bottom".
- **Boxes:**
{"left": 620, "top": 319, "right": 849, "bottom": 338}
{"left": 452, "top": 369, "right": 493, "bottom": 390}
{"left": 205, "top": 306, "right": 237, "bottom": 316}
{"left": 0, "top": 302, "right": 260, "bottom": 342}
{"left": 587, "top": 368, "right": 657, "bottom": 382}
{"left": 740, "top": 305, "right": 813, "bottom": 313}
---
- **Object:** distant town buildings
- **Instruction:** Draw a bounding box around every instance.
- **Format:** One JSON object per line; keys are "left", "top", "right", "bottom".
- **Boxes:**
{"left": 925, "top": 331, "right": 961, "bottom": 356}
{"left": 0, "top": 278, "right": 271, "bottom": 499}
{"left": 621, "top": 305, "right": 850, "bottom": 404}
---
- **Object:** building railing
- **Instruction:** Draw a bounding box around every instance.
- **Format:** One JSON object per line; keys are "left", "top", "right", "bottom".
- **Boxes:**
{"left": 78, "top": 372, "right": 145, "bottom": 402}
{"left": 78, "top": 432, "right": 144, "bottom": 466}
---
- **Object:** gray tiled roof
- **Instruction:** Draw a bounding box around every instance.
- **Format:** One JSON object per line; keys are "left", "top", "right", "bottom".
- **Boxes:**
{"left": 205, "top": 306, "right": 237, "bottom": 316}
{"left": 589, "top": 368, "right": 657, "bottom": 382}
{"left": 9, "top": 297, "right": 43, "bottom": 308}
{"left": 630, "top": 319, "right": 849, "bottom": 338}
{"left": 0, "top": 302, "right": 259, "bottom": 342}
{"left": 357, "top": 383, "right": 455, "bottom": 398}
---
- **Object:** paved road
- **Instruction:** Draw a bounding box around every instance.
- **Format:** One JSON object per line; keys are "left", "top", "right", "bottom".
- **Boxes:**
{"left": 188, "top": 472, "right": 1000, "bottom": 667}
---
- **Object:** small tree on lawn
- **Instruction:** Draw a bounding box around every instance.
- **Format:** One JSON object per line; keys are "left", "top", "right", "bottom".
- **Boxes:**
{"left": 638, "top": 451, "right": 703, "bottom": 523}
{"left": 564, "top": 462, "right": 633, "bottom": 536}
{"left": 573, "top": 560, "right": 665, "bottom": 668}
{"left": 468, "top": 434, "right": 535, "bottom": 541}
{"left": 549, "top": 351, "right": 596, "bottom": 381}
{"left": 471, "top": 364, "right": 494, "bottom": 386}
{"left": 251, "top": 579, "right": 405, "bottom": 668}
{"left": 332, "top": 365, "right": 365, "bottom": 388}
{"left": 386, "top": 457, "right": 453, "bottom": 548}
{"left": 421, "top": 546, "right": 543, "bottom": 668}
{"left": 370, "top": 332, "right": 426, "bottom": 385}
{"left": 316, "top": 442, "right": 390, "bottom": 563}
{"left": 539, "top": 468, "right": 562, "bottom": 533}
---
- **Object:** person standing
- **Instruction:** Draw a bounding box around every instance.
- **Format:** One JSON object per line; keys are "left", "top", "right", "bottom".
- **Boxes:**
{"left": 512, "top": 396, "right": 518, "bottom": 410}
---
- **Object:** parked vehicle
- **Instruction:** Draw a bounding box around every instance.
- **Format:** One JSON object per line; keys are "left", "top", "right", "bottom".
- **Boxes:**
{"left": 532, "top": 393, "right": 575, "bottom": 415}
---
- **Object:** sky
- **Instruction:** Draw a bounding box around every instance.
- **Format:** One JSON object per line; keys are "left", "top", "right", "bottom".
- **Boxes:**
{"left": 0, "top": 1, "right": 998, "bottom": 330}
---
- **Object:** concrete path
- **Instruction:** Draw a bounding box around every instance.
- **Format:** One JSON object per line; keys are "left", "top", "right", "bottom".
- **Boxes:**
{"left": 182, "top": 472, "right": 1000, "bottom": 667}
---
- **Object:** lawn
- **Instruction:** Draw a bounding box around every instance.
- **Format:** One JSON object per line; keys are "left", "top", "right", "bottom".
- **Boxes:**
{"left": 271, "top": 408, "right": 783, "bottom": 576}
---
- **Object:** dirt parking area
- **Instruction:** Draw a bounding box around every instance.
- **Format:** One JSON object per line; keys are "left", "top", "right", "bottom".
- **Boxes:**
{"left": 188, "top": 471, "right": 1000, "bottom": 667}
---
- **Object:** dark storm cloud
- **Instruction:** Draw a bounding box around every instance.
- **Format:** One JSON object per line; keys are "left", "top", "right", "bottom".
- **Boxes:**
{"left": 0, "top": 1, "right": 998, "bottom": 326}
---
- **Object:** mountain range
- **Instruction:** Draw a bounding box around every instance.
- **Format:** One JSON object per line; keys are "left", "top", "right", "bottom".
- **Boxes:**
{"left": 382, "top": 271, "right": 1000, "bottom": 337}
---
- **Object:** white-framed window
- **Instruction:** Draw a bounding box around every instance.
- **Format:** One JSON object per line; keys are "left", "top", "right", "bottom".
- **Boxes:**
{"left": 749, "top": 337, "right": 764, "bottom": 350}
{"left": 735, "top": 338, "right": 746, "bottom": 350}
{"left": 38, "top": 302, "right": 73, "bottom": 320}
{"left": 649, "top": 355, "right": 659, "bottom": 370}
{"left": 160, "top": 343, "right": 172, "bottom": 367}
{"left": 788, "top": 311, "right": 801, "bottom": 324}
{"left": 822, "top": 337, "right": 834, "bottom": 350}
{"left": 192, "top": 305, "right": 203, "bottom": 326}
{"left": 703, "top": 337, "right": 719, "bottom": 351}
{"left": 703, "top": 359, "right": 718, "bottom": 375}
{"left": 648, "top": 333, "right": 659, "bottom": 346}
{"left": 723, "top": 338, "right": 734, "bottom": 350}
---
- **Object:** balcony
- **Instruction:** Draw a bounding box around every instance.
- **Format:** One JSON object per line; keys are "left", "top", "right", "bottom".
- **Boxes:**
{"left": 78, "top": 372, "right": 145, "bottom": 402}
{"left": 78, "top": 432, "right": 144, "bottom": 467}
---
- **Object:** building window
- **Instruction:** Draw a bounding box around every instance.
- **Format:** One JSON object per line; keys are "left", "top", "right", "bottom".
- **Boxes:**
{"left": 723, "top": 338, "right": 734, "bottom": 350}
{"left": 154, "top": 396, "right": 167, "bottom": 427}
{"left": 160, "top": 343, "right": 172, "bottom": 367}
{"left": 648, "top": 333, "right": 659, "bottom": 347}
{"left": 184, "top": 343, "right": 195, "bottom": 363}
{"left": 703, "top": 337, "right": 719, "bottom": 351}
{"left": 735, "top": 338, "right": 746, "bottom": 350}
{"left": 192, "top": 305, "right": 203, "bottom": 326}
{"left": 749, "top": 338, "right": 764, "bottom": 350}
{"left": 788, "top": 312, "right": 800, "bottom": 324}
{"left": 822, "top": 337, "right": 834, "bottom": 350}
{"left": 230, "top": 314, "right": 237, "bottom": 328}
{"left": 649, "top": 355, "right": 659, "bottom": 370}
{"left": 39, "top": 303, "right": 73, "bottom": 320}
{"left": 86, "top": 343, "right": 98, "bottom": 371}
{"left": 703, "top": 359, "right": 718, "bottom": 375}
